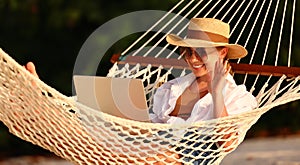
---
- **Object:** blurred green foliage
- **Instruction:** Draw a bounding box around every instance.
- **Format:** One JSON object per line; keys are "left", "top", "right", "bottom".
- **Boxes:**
{"left": 0, "top": 0, "right": 299, "bottom": 158}
{"left": 0, "top": 0, "right": 180, "bottom": 158}
{"left": 0, "top": 0, "right": 178, "bottom": 95}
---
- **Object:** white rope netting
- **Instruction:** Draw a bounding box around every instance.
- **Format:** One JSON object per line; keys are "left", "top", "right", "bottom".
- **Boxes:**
{"left": 0, "top": 0, "right": 299, "bottom": 164}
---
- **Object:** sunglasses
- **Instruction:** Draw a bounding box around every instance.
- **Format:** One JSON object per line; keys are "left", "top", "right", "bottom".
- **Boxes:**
{"left": 179, "top": 47, "right": 207, "bottom": 59}
{"left": 180, "top": 47, "right": 223, "bottom": 59}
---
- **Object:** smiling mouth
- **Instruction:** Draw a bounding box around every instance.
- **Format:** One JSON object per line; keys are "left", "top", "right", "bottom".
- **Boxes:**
{"left": 192, "top": 64, "right": 205, "bottom": 69}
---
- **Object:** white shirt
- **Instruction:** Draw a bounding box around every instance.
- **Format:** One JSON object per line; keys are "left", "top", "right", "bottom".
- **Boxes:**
{"left": 150, "top": 73, "right": 258, "bottom": 124}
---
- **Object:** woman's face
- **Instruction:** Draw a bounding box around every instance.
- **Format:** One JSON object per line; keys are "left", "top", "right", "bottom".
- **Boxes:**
{"left": 181, "top": 47, "right": 223, "bottom": 78}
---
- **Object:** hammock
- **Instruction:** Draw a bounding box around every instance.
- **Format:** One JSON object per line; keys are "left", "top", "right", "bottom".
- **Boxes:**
{"left": 0, "top": 0, "right": 299, "bottom": 164}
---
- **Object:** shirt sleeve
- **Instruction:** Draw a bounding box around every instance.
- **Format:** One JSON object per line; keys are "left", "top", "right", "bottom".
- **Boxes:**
{"left": 222, "top": 82, "right": 258, "bottom": 144}
{"left": 150, "top": 82, "right": 172, "bottom": 123}
{"left": 150, "top": 74, "right": 196, "bottom": 124}
{"left": 151, "top": 78, "right": 190, "bottom": 124}
{"left": 224, "top": 84, "right": 258, "bottom": 116}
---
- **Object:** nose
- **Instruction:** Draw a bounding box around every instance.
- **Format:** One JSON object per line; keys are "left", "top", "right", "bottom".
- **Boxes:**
{"left": 189, "top": 50, "right": 202, "bottom": 62}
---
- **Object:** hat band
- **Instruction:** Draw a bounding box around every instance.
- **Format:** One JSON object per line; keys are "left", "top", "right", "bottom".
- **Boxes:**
{"left": 187, "top": 30, "right": 229, "bottom": 43}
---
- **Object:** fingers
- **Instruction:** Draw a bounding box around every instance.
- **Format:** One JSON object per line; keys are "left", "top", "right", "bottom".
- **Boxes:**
{"left": 214, "top": 58, "right": 230, "bottom": 76}
{"left": 25, "top": 62, "right": 39, "bottom": 78}
{"left": 214, "top": 58, "right": 223, "bottom": 75}
{"left": 223, "top": 59, "right": 228, "bottom": 69}
{"left": 226, "top": 65, "right": 232, "bottom": 75}
{"left": 223, "top": 59, "right": 231, "bottom": 75}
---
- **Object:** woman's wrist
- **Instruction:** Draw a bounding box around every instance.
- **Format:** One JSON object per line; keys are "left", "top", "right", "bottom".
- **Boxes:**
{"left": 211, "top": 91, "right": 228, "bottom": 118}
{"left": 211, "top": 90, "right": 223, "bottom": 96}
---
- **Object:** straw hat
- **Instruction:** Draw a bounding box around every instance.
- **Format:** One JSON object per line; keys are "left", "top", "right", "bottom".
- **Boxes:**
{"left": 166, "top": 18, "right": 247, "bottom": 59}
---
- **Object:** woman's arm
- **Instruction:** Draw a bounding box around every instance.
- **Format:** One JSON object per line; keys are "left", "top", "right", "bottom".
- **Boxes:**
{"left": 209, "top": 58, "right": 238, "bottom": 149}
{"left": 209, "top": 58, "right": 231, "bottom": 118}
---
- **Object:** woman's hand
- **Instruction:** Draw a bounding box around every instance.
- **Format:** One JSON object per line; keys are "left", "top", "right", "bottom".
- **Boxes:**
{"left": 25, "top": 62, "right": 39, "bottom": 78}
{"left": 208, "top": 58, "right": 231, "bottom": 94}
{"left": 208, "top": 58, "right": 231, "bottom": 118}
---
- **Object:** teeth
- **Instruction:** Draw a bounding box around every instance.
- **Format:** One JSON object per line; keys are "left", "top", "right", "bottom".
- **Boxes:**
{"left": 193, "top": 64, "right": 203, "bottom": 69}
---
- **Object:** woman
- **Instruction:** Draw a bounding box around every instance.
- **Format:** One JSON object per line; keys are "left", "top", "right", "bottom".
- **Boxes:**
{"left": 150, "top": 18, "right": 258, "bottom": 164}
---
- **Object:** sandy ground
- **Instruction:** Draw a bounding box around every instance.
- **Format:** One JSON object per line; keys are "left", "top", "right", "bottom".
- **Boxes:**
{"left": 221, "top": 135, "right": 300, "bottom": 165}
{"left": 0, "top": 135, "right": 300, "bottom": 165}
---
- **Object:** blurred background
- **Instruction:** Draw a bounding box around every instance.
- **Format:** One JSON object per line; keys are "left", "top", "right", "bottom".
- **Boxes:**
{"left": 0, "top": 0, "right": 299, "bottom": 162}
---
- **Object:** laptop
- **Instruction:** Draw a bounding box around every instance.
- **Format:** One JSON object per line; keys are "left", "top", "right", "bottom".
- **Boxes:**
{"left": 73, "top": 75, "right": 150, "bottom": 122}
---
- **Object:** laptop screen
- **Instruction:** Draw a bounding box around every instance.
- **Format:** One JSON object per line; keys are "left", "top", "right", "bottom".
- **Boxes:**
{"left": 73, "top": 75, "right": 150, "bottom": 122}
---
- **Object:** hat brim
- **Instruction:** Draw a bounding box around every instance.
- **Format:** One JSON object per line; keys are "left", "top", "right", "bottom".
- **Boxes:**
{"left": 166, "top": 34, "right": 247, "bottom": 59}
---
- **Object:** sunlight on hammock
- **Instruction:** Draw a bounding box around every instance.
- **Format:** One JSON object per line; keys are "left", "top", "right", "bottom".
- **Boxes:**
{"left": 0, "top": 0, "right": 299, "bottom": 164}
